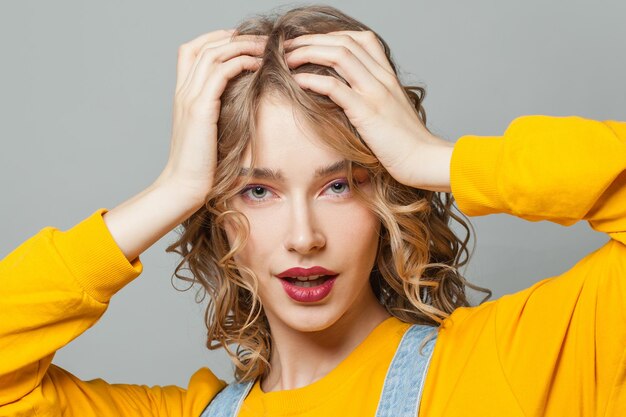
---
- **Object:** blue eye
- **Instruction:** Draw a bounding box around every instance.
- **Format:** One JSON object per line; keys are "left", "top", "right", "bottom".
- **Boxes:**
{"left": 241, "top": 185, "right": 274, "bottom": 202}
{"left": 250, "top": 186, "right": 267, "bottom": 198}
{"left": 324, "top": 180, "right": 350, "bottom": 196}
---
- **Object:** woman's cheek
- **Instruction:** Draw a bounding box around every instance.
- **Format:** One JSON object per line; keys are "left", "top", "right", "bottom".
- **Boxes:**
{"left": 334, "top": 201, "right": 379, "bottom": 234}
{"left": 240, "top": 209, "right": 280, "bottom": 254}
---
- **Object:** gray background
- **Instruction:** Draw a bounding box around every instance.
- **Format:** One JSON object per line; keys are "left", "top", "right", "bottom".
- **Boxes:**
{"left": 1, "top": 0, "right": 623, "bottom": 387}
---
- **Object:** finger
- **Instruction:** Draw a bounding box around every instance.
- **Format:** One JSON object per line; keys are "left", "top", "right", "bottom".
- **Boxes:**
{"left": 191, "top": 55, "right": 263, "bottom": 122}
{"left": 196, "top": 34, "right": 268, "bottom": 57}
{"left": 326, "top": 31, "right": 394, "bottom": 73}
{"left": 180, "top": 38, "right": 266, "bottom": 97}
{"left": 285, "top": 44, "right": 384, "bottom": 97}
{"left": 285, "top": 33, "right": 405, "bottom": 104}
{"left": 306, "top": 32, "right": 415, "bottom": 115}
{"left": 291, "top": 73, "right": 371, "bottom": 121}
{"left": 176, "top": 29, "right": 235, "bottom": 92}
{"left": 184, "top": 35, "right": 268, "bottom": 90}
{"left": 179, "top": 35, "right": 264, "bottom": 95}
{"left": 285, "top": 31, "right": 394, "bottom": 78}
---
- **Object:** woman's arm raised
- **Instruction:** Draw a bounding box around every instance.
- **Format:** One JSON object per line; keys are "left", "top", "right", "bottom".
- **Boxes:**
{"left": 424, "top": 116, "right": 626, "bottom": 416}
{"left": 104, "top": 31, "right": 266, "bottom": 261}
{"left": 0, "top": 30, "right": 266, "bottom": 416}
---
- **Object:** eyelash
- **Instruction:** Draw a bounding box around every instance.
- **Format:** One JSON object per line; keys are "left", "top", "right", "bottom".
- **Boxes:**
{"left": 240, "top": 179, "right": 351, "bottom": 203}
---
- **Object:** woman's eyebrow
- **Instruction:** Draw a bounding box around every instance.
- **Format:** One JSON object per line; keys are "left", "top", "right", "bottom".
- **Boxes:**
{"left": 238, "top": 167, "right": 283, "bottom": 181}
{"left": 314, "top": 160, "right": 346, "bottom": 178}
{"left": 238, "top": 160, "right": 346, "bottom": 182}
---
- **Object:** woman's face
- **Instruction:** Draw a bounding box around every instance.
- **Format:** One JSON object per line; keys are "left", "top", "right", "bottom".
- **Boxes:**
{"left": 226, "top": 95, "right": 382, "bottom": 334}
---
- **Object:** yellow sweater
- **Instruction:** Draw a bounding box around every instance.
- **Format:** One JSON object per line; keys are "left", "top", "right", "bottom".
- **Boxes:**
{"left": 1, "top": 116, "right": 624, "bottom": 416}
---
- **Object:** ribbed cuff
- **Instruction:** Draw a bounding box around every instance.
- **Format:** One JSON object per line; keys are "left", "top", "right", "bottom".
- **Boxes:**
{"left": 450, "top": 135, "right": 506, "bottom": 216}
{"left": 52, "top": 209, "right": 143, "bottom": 303}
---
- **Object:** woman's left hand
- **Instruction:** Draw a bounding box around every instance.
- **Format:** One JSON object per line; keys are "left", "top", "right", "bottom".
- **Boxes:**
{"left": 284, "top": 31, "right": 454, "bottom": 192}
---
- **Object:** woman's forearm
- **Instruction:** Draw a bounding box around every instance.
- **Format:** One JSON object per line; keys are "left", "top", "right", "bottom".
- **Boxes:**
{"left": 103, "top": 181, "right": 204, "bottom": 261}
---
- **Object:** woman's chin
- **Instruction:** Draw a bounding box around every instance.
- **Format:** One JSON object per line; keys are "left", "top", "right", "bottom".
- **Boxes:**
{"left": 271, "top": 304, "right": 343, "bottom": 334}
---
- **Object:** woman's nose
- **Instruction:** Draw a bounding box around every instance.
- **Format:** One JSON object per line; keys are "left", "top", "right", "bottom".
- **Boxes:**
{"left": 283, "top": 201, "right": 326, "bottom": 254}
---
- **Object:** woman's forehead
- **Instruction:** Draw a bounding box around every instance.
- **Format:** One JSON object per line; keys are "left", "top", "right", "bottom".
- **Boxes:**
{"left": 243, "top": 97, "right": 345, "bottom": 169}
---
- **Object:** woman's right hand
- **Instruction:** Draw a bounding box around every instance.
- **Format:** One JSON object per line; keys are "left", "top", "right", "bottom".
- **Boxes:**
{"left": 157, "top": 29, "right": 266, "bottom": 207}
{"left": 104, "top": 30, "right": 265, "bottom": 261}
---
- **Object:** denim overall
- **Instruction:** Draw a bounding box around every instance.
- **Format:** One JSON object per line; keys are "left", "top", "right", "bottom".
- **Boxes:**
{"left": 200, "top": 324, "right": 437, "bottom": 417}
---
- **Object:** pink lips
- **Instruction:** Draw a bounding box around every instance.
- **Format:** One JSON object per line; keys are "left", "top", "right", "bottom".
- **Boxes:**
{"left": 276, "top": 266, "right": 338, "bottom": 302}
{"left": 276, "top": 266, "right": 338, "bottom": 278}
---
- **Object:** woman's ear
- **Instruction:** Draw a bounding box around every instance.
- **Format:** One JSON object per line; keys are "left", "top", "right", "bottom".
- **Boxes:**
{"left": 352, "top": 166, "right": 371, "bottom": 185}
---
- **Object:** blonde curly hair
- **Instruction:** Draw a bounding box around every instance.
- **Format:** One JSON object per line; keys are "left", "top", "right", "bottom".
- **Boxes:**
{"left": 166, "top": 4, "right": 491, "bottom": 383}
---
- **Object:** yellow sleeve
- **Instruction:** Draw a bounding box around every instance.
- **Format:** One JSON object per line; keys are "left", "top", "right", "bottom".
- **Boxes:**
{"left": 0, "top": 210, "right": 225, "bottom": 416}
{"left": 451, "top": 115, "right": 626, "bottom": 243}
{"left": 450, "top": 115, "right": 626, "bottom": 416}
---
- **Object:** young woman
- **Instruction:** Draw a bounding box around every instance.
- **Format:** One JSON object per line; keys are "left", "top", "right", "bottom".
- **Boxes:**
{"left": 1, "top": 5, "right": 624, "bottom": 417}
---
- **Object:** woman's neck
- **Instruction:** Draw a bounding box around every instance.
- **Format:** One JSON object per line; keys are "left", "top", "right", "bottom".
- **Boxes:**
{"left": 260, "top": 289, "right": 391, "bottom": 392}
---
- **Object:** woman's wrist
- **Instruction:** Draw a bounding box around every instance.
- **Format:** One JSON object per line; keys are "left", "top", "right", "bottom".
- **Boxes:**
{"left": 406, "top": 134, "right": 454, "bottom": 193}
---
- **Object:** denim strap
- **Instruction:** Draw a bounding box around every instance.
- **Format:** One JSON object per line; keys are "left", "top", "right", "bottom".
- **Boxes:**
{"left": 199, "top": 379, "right": 254, "bottom": 417}
{"left": 374, "top": 324, "right": 437, "bottom": 417}
{"left": 200, "top": 324, "right": 437, "bottom": 417}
